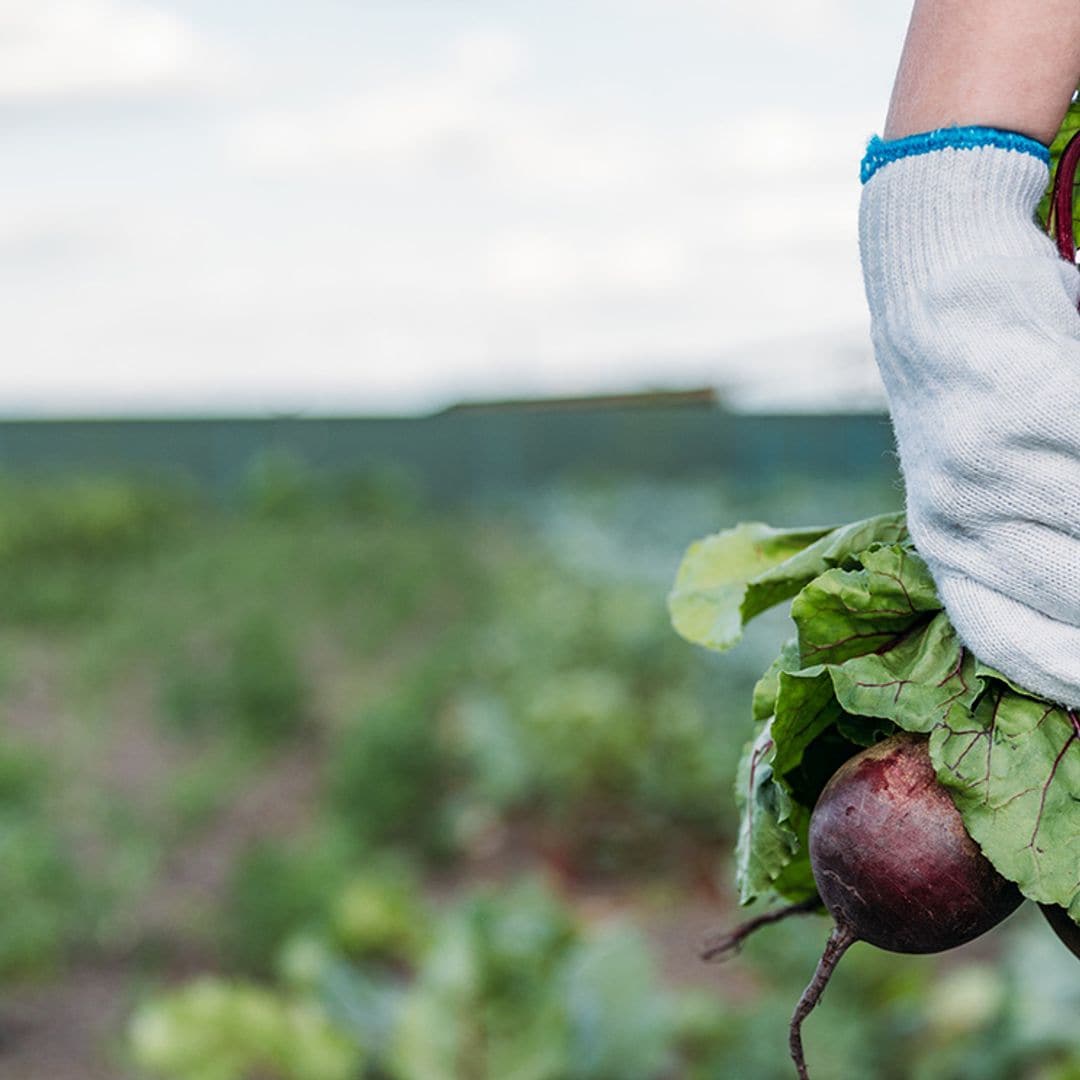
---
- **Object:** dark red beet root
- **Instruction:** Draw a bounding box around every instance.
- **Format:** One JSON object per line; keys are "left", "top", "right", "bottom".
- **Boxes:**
{"left": 790, "top": 733, "right": 1023, "bottom": 1079}
{"left": 1041, "top": 903, "right": 1080, "bottom": 960}
{"left": 809, "top": 733, "right": 1022, "bottom": 954}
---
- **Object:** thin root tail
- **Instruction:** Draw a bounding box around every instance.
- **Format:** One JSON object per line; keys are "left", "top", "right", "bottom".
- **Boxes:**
{"left": 789, "top": 923, "right": 857, "bottom": 1080}
{"left": 700, "top": 898, "right": 820, "bottom": 963}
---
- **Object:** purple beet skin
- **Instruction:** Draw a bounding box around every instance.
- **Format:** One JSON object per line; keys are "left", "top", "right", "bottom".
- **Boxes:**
{"left": 1041, "top": 903, "right": 1080, "bottom": 960}
{"left": 809, "top": 732, "right": 1023, "bottom": 954}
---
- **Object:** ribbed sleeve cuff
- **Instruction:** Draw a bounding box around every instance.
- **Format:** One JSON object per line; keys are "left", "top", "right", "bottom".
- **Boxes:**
{"left": 858, "top": 142, "right": 1053, "bottom": 300}
{"left": 860, "top": 126, "right": 1050, "bottom": 184}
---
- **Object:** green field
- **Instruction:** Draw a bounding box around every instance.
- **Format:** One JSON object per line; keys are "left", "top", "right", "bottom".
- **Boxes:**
{"left": 0, "top": 462, "right": 1077, "bottom": 1079}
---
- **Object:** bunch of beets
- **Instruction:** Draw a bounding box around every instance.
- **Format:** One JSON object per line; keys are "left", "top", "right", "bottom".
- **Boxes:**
{"left": 668, "top": 513, "right": 1080, "bottom": 1079}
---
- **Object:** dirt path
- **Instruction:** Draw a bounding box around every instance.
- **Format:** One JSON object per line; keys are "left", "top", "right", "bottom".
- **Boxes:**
{"left": 0, "top": 965, "right": 134, "bottom": 1080}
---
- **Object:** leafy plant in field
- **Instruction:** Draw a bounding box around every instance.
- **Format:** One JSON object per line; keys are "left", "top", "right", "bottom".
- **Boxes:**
{"left": 447, "top": 557, "right": 741, "bottom": 870}
{"left": 224, "top": 837, "right": 355, "bottom": 975}
{"left": 129, "top": 977, "right": 361, "bottom": 1080}
{"left": 136, "top": 865, "right": 1078, "bottom": 1080}
{"left": 223, "top": 615, "right": 308, "bottom": 742}
{"left": 243, "top": 452, "right": 426, "bottom": 524}
{"left": 0, "top": 473, "right": 194, "bottom": 623}
{"left": 0, "top": 741, "right": 83, "bottom": 975}
{"left": 329, "top": 858, "right": 428, "bottom": 965}
{"left": 0, "top": 816, "right": 82, "bottom": 976}
{"left": 328, "top": 676, "right": 458, "bottom": 860}
{"left": 162, "top": 612, "right": 308, "bottom": 744}
{"left": 135, "top": 876, "right": 731, "bottom": 1080}
{"left": 390, "top": 882, "right": 685, "bottom": 1080}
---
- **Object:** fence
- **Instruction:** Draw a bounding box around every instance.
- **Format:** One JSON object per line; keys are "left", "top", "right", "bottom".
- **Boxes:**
{"left": 0, "top": 406, "right": 898, "bottom": 501}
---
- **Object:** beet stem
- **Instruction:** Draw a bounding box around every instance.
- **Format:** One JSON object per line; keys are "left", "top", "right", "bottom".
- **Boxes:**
{"left": 700, "top": 898, "right": 819, "bottom": 963}
{"left": 789, "top": 923, "right": 858, "bottom": 1080}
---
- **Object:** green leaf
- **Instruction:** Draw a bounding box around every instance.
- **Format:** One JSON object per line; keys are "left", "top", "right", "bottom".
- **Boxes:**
{"left": 929, "top": 690, "right": 1080, "bottom": 920}
{"left": 828, "top": 613, "right": 982, "bottom": 732}
{"left": 771, "top": 666, "right": 845, "bottom": 778}
{"left": 668, "top": 512, "right": 907, "bottom": 652}
{"left": 668, "top": 523, "right": 832, "bottom": 652}
{"left": 732, "top": 721, "right": 814, "bottom": 905}
{"left": 751, "top": 638, "right": 799, "bottom": 723}
{"left": 972, "top": 661, "right": 1047, "bottom": 701}
{"left": 768, "top": 825, "right": 817, "bottom": 901}
{"left": 792, "top": 545, "right": 940, "bottom": 667}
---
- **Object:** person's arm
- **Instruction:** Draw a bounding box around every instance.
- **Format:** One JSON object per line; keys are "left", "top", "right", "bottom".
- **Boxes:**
{"left": 884, "top": 0, "right": 1080, "bottom": 143}
{"left": 859, "top": 1, "right": 1080, "bottom": 706}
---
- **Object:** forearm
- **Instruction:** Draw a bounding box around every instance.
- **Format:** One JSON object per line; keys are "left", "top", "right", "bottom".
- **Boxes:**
{"left": 884, "top": 0, "right": 1080, "bottom": 144}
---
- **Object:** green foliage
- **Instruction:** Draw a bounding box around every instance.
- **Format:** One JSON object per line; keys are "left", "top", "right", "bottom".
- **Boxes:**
{"left": 138, "top": 878, "right": 708, "bottom": 1080}
{"left": 224, "top": 838, "right": 353, "bottom": 974}
{"left": 224, "top": 616, "right": 308, "bottom": 741}
{"left": 163, "top": 613, "right": 308, "bottom": 744}
{"left": 365, "top": 879, "right": 695, "bottom": 1080}
{"left": 334, "top": 466, "right": 425, "bottom": 520}
{"left": 1037, "top": 93, "right": 1080, "bottom": 236}
{"left": 0, "top": 473, "right": 190, "bottom": 563}
{"left": 129, "top": 977, "right": 362, "bottom": 1080}
{"left": 732, "top": 720, "right": 813, "bottom": 905}
{"left": 8, "top": 467, "right": 1077, "bottom": 1077}
{"left": 330, "top": 859, "right": 428, "bottom": 964}
{"left": 667, "top": 512, "right": 906, "bottom": 653}
{"left": 0, "top": 740, "right": 83, "bottom": 975}
{"left": 931, "top": 682, "right": 1080, "bottom": 921}
{"left": 244, "top": 452, "right": 425, "bottom": 523}
{"left": 560, "top": 927, "right": 678, "bottom": 1079}
{"left": 670, "top": 512, "right": 1080, "bottom": 926}
{"left": 152, "top": 870, "right": 848, "bottom": 1080}
{"left": 0, "top": 740, "right": 48, "bottom": 808}
{"left": 0, "top": 472, "right": 193, "bottom": 623}
{"left": 329, "top": 679, "right": 455, "bottom": 858}
{"left": 0, "top": 816, "right": 81, "bottom": 975}
{"left": 448, "top": 556, "right": 741, "bottom": 866}
{"left": 135, "top": 871, "right": 1080, "bottom": 1080}
{"left": 389, "top": 881, "right": 579, "bottom": 1080}
{"left": 243, "top": 451, "right": 325, "bottom": 521}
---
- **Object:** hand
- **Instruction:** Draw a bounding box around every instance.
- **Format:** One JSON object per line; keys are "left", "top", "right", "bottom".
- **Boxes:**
{"left": 860, "top": 129, "right": 1080, "bottom": 706}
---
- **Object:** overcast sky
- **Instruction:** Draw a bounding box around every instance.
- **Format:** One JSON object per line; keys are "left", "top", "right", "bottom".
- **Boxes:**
{"left": 0, "top": 1, "right": 912, "bottom": 415}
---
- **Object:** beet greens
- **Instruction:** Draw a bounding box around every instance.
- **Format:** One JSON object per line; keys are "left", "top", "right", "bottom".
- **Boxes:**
{"left": 669, "top": 511, "right": 1080, "bottom": 1077}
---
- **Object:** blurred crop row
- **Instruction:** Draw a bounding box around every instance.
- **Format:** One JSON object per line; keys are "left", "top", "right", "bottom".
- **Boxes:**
{"left": 0, "top": 461, "right": 1077, "bottom": 1079}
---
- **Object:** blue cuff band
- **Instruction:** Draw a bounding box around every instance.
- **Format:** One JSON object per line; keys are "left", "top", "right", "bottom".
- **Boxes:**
{"left": 860, "top": 126, "right": 1050, "bottom": 184}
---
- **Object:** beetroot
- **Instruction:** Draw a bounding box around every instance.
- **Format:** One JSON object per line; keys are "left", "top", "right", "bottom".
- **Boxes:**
{"left": 701, "top": 732, "right": 1028, "bottom": 1078}
{"left": 1041, "top": 903, "right": 1080, "bottom": 960}
{"left": 808, "top": 734, "right": 1022, "bottom": 953}
{"left": 789, "top": 733, "right": 1023, "bottom": 1079}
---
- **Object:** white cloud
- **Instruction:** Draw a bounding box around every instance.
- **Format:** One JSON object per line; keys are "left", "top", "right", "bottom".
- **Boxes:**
{"left": 639, "top": 0, "right": 866, "bottom": 45}
{"left": 0, "top": 7, "right": 899, "bottom": 414}
{"left": 231, "top": 32, "right": 874, "bottom": 199}
{"left": 488, "top": 228, "right": 688, "bottom": 298}
{"left": 234, "top": 27, "right": 682, "bottom": 196}
{"left": 724, "top": 0, "right": 858, "bottom": 42}
{"left": 0, "top": 0, "right": 223, "bottom": 102}
{"left": 236, "top": 28, "right": 531, "bottom": 174}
